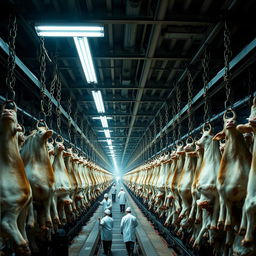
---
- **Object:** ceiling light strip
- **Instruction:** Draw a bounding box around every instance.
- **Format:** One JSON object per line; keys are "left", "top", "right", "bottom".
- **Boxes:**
{"left": 74, "top": 37, "right": 97, "bottom": 83}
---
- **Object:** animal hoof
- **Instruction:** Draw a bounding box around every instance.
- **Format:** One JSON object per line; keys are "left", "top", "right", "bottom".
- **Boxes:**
{"left": 195, "top": 219, "right": 201, "bottom": 224}
{"left": 224, "top": 224, "right": 231, "bottom": 231}
{"left": 217, "top": 221, "right": 224, "bottom": 230}
{"left": 238, "top": 228, "right": 246, "bottom": 235}
{"left": 46, "top": 220, "right": 53, "bottom": 228}
{"left": 241, "top": 239, "right": 252, "bottom": 247}
{"left": 53, "top": 217, "right": 61, "bottom": 225}
{"left": 40, "top": 225, "right": 49, "bottom": 230}
{"left": 198, "top": 200, "right": 209, "bottom": 208}
{"left": 15, "top": 243, "right": 31, "bottom": 256}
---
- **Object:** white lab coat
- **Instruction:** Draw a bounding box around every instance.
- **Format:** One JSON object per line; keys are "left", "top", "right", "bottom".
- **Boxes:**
{"left": 100, "top": 215, "right": 114, "bottom": 241}
{"left": 120, "top": 213, "right": 138, "bottom": 242}
{"left": 117, "top": 191, "right": 127, "bottom": 205}
{"left": 111, "top": 186, "right": 117, "bottom": 195}
{"left": 100, "top": 198, "right": 112, "bottom": 212}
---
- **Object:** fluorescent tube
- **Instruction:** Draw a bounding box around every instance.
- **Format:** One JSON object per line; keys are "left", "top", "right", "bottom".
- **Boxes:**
{"left": 92, "top": 90, "right": 105, "bottom": 113}
{"left": 104, "top": 129, "right": 111, "bottom": 138}
{"left": 100, "top": 116, "right": 108, "bottom": 128}
{"left": 35, "top": 26, "right": 104, "bottom": 37}
{"left": 74, "top": 37, "right": 97, "bottom": 83}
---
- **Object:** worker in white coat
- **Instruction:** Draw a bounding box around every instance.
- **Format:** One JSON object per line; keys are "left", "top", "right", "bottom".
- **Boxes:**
{"left": 120, "top": 207, "right": 138, "bottom": 256}
{"left": 99, "top": 209, "right": 114, "bottom": 256}
{"left": 111, "top": 184, "right": 117, "bottom": 202}
{"left": 99, "top": 193, "right": 112, "bottom": 216}
{"left": 117, "top": 187, "right": 127, "bottom": 212}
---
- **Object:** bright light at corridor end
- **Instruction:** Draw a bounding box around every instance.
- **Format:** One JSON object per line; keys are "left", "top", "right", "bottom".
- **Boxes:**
{"left": 35, "top": 26, "right": 104, "bottom": 37}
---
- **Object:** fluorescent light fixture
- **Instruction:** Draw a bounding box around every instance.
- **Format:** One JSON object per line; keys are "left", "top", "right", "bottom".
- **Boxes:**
{"left": 107, "top": 139, "right": 112, "bottom": 146}
{"left": 92, "top": 90, "right": 105, "bottom": 113}
{"left": 74, "top": 37, "right": 97, "bottom": 83}
{"left": 92, "top": 117, "right": 112, "bottom": 120}
{"left": 100, "top": 116, "right": 108, "bottom": 128}
{"left": 104, "top": 129, "right": 111, "bottom": 138}
{"left": 35, "top": 26, "right": 104, "bottom": 37}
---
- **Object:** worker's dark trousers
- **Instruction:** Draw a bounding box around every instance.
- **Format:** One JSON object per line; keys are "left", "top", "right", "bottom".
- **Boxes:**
{"left": 120, "top": 204, "right": 125, "bottom": 212}
{"left": 125, "top": 241, "right": 135, "bottom": 256}
{"left": 112, "top": 194, "right": 116, "bottom": 202}
{"left": 103, "top": 240, "right": 112, "bottom": 255}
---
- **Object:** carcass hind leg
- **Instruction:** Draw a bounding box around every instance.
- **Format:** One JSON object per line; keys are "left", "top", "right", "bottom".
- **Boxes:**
{"left": 43, "top": 198, "right": 53, "bottom": 228}
{"left": 224, "top": 201, "right": 232, "bottom": 231}
{"left": 51, "top": 195, "right": 60, "bottom": 225}
{"left": 210, "top": 197, "right": 219, "bottom": 230}
{"left": 239, "top": 205, "right": 247, "bottom": 235}
{"left": 17, "top": 206, "right": 29, "bottom": 242}
{"left": 1, "top": 211, "right": 31, "bottom": 256}
{"left": 242, "top": 206, "right": 256, "bottom": 246}
{"left": 217, "top": 195, "right": 226, "bottom": 230}
{"left": 27, "top": 202, "right": 35, "bottom": 228}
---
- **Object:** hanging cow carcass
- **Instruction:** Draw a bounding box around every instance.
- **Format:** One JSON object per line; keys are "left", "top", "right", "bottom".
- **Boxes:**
{"left": 237, "top": 98, "right": 256, "bottom": 245}
{"left": 213, "top": 110, "right": 251, "bottom": 236}
{"left": 21, "top": 120, "right": 55, "bottom": 228}
{"left": 0, "top": 101, "right": 32, "bottom": 256}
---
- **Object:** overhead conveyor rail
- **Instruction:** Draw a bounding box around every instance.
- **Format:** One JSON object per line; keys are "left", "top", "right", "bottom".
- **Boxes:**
{"left": 0, "top": 37, "right": 111, "bottom": 169}
{"left": 127, "top": 36, "right": 256, "bottom": 170}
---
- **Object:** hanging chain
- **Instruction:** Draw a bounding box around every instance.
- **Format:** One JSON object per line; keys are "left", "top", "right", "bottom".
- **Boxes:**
{"left": 202, "top": 49, "right": 210, "bottom": 123}
{"left": 159, "top": 113, "right": 164, "bottom": 150}
{"left": 80, "top": 119, "right": 84, "bottom": 150}
{"left": 165, "top": 103, "right": 169, "bottom": 149}
{"left": 172, "top": 100, "right": 176, "bottom": 146}
{"left": 224, "top": 20, "right": 233, "bottom": 109}
{"left": 74, "top": 108, "right": 78, "bottom": 147}
{"left": 176, "top": 84, "right": 181, "bottom": 140}
{"left": 68, "top": 96, "right": 72, "bottom": 143}
{"left": 39, "top": 37, "right": 47, "bottom": 119}
{"left": 47, "top": 62, "right": 57, "bottom": 127}
{"left": 187, "top": 70, "right": 193, "bottom": 135}
{"left": 56, "top": 72, "right": 62, "bottom": 134}
{"left": 153, "top": 121, "right": 157, "bottom": 155}
{"left": 148, "top": 128, "right": 152, "bottom": 159}
{"left": 6, "top": 15, "right": 17, "bottom": 101}
{"left": 147, "top": 129, "right": 151, "bottom": 159}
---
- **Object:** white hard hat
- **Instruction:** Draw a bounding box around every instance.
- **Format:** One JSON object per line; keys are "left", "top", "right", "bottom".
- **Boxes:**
{"left": 120, "top": 187, "right": 124, "bottom": 190}
{"left": 104, "top": 209, "right": 111, "bottom": 215}
{"left": 104, "top": 193, "right": 108, "bottom": 198}
{"left": 126, "top": 207, "right": 131, "bottom": 212}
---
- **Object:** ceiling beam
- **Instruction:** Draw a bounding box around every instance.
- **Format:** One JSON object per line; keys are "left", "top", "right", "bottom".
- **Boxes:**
{"left": 56, "top": 56, "right": 190, "bottom": 61}
{"left": 62, "top": 87, "right": 172, "bottom": 90}
{"left": 32, "top": 18, "right": 214, "bottom": 26}
{"left": 121, "top": 0, "right": 169, "bottom": 165}
{"left": 87, "top": 113, "right": 154, "bottom": 117}
{"left": 76, "top": 99, "right": 163, "bottom": 103}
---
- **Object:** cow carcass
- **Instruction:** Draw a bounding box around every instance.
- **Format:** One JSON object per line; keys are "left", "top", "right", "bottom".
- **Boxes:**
{"left": 52, "top": 136, "right": 73, "bottom": 223}
{"left": 213, "top": 110, "right": 251, "bottom": 231}
{"left": 237, "top": 98, "right": 256, "bottom": 245}
{"left": 0, "top": 101, "right": 32, "bottom": 255}
{"left": 177, "top": 138, "right": 197, "bottom": 223}
{"left": 21, "top": 120, "right": 55, "bottom": 228}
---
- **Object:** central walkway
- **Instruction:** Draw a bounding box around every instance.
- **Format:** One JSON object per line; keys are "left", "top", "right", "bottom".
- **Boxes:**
{"left": 98, "top": 183, "right": 128, "bottom": 256}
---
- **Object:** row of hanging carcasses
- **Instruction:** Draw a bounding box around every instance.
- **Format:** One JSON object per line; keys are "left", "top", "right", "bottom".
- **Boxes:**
{"left": 124, "top": 98, "right": 256, "bottom": 256}
{"left": 0, "top": 100, "right": 112, "bottom": 256}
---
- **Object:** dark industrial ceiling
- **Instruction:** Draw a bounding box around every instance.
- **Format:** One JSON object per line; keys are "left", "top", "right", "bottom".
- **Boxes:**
{"left": 0, "top": 0, "right": 256, "bottom": 173}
